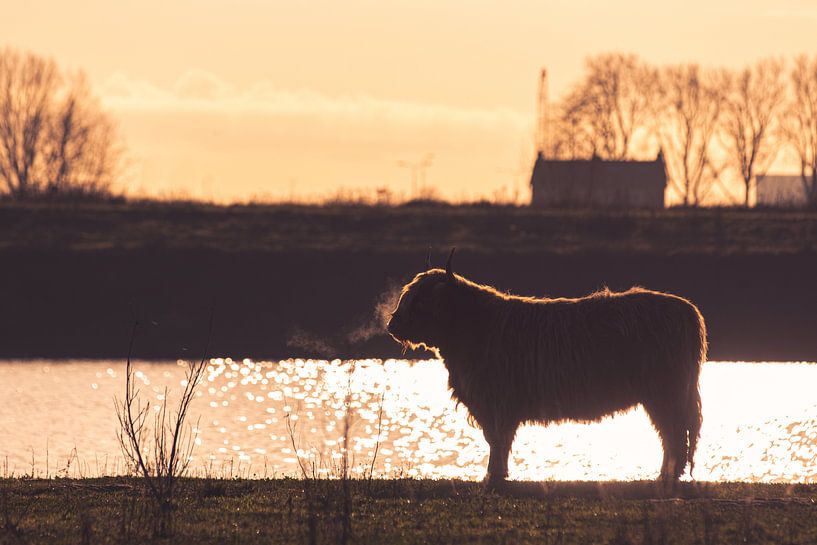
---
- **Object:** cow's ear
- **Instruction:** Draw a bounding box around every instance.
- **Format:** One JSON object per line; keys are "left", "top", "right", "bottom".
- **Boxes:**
{"left": 445, "top": 247, "right": 456, "bottom": 281}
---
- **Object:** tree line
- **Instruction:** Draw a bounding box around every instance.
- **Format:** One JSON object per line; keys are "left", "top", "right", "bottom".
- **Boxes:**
{"left": 4, "top": 47, "right": 817, "bottom": 207}
{"left": 546, "top": 53, "right": 817, "bottom": 207}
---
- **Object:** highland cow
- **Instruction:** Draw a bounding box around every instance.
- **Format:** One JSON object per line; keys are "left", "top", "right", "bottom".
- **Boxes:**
{"left": 387, "top": 250, "right": 706, "bottom": 485}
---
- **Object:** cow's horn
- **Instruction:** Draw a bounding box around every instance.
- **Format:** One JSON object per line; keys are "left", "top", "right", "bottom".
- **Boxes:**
{"left": 425, "top": 246, "right": 432, "bottom": 269}
{"left": 445, "top": 247, "right": 456, "bottom": 279}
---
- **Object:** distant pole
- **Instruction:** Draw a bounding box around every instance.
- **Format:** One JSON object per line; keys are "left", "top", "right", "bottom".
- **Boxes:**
{"left": 536, "top": 68, "right": 549, "bottom": 156}
{"left": 398, "top": 154, "right": 433, "bottom": 199}
{"left": 418, "top": 153, "right": 434, "bottom": 194}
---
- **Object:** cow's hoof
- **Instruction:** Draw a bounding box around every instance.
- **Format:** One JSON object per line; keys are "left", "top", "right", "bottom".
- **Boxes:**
{"left": 482, "top": 476, "right": 507, "bottom": 492}
{"left": 656, "top": 477, "right": 680, "bottom": 498}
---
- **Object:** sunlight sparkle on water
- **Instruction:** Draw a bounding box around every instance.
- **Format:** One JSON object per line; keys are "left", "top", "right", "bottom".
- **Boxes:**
{"left": 0, "top": 359, "right": 816, "bottom": 481}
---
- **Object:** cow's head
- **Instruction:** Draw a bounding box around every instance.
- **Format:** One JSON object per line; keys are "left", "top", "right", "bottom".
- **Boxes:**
{"left": 387, "top": 248, "right": 457, "bottom": 350}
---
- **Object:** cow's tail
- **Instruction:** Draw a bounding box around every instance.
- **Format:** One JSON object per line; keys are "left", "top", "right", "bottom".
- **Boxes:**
{"left": 686, "top": 379, "right": 702, "bottom": 476}
{"left": 685, "top": 304, "right": 706, "bottom": 476}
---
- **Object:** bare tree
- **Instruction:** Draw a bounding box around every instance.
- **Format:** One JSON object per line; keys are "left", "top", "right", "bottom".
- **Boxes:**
{"left": 0, "top": 49, "right": 57, "bottom": 198}
{"left": 655, "top": 64, "right": 723, "bottom": 206}
{"left": 45, "top": 74, "right": 119, "bottom": 195}
{"left": 0, "top": 48, "right": 120, "bottom": 199}
{"left": 559, "top": 53, "right": 656, "bottom": 160}
{"left": 547, "top": 101, "right": 597, "bottom": 160}
{"left": 720, "top": 59, "right": 786, "bottom": 207}
{"left": 784, "top": 55, "right": 817, "bottom": 207}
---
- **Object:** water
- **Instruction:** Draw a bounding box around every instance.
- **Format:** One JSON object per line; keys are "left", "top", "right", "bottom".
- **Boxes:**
{"left": 1, "top": 359, "right": 816, "bottom": 482}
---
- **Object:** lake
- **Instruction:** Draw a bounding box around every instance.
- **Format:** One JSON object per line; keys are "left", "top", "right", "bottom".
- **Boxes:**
{"left": 1, "top": 359, "right": 816, "bottom": 482}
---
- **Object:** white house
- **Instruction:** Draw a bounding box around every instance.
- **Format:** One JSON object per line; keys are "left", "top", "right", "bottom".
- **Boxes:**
{"left": 756, "top": 175, "right": 808, "bottom": 207}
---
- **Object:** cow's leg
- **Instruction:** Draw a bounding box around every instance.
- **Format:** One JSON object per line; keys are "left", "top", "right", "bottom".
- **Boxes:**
{"left": 482, "top": 423, "right": 517, "bottom": 486}
{"left": 643, "top": 401, "right": 687, "bottom": 483}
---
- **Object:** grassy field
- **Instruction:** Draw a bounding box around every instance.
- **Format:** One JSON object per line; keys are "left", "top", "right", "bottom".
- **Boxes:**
{"left": 2, "top": 478, "right": 816, "bottom": 544}
{"left": 3, "top": 200, "right": 817, "bottom": 255}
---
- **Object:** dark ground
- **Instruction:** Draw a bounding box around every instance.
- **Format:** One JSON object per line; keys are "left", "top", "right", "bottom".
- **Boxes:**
{"left": 2, "top": 201, "right": 817, "bottom": 361}
{"left": 2, "top": 478, "right": 816, "bottom": 544}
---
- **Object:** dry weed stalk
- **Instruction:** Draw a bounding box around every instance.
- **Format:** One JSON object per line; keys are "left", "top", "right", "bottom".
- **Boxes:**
{"left": 114, "top": 314, "right": 213, "bottom": 536}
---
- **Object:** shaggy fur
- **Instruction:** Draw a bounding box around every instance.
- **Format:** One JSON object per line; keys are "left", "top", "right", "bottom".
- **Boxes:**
{"left": 387, "top": 265, "right": 706, "bottom": 484}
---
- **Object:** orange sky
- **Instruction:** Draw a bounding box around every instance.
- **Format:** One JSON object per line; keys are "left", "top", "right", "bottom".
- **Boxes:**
{"left": 4, "top": 0, "right": 817, "bottom": 202}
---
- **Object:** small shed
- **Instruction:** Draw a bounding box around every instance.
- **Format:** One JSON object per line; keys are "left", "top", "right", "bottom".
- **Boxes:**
{"left": 756, "top": 174, "right": 807, "bottom": 207}
{"left": 530, "top": 152, "right": 667, "bottom": 208}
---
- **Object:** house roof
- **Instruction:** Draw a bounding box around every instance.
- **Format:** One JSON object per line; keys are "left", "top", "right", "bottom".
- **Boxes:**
{"left": 530, "top": 153, "right": 667, "bottom": 189}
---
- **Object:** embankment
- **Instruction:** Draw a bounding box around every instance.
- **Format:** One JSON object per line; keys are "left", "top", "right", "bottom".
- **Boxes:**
{"left": 2, "top": 202, "right": 816, "bottom": 361}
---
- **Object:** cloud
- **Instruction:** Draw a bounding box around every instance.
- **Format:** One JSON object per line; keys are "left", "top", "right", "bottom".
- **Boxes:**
{"left": 173, "top": 69, "right": 237, "bottom": 101}
{"left": 99, "top": 69, "right": 529, "bottom": 130}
